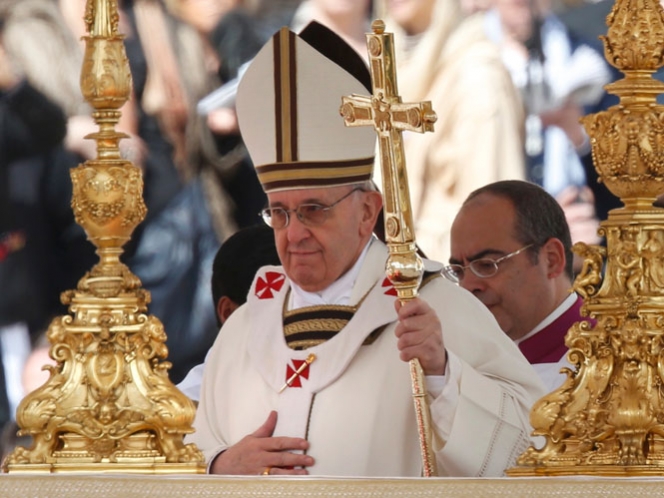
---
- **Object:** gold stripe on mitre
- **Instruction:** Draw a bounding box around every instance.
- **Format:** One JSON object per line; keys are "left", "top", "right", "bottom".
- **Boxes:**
{"left": 256, "top": 157, "right": 374, "bottom": 192}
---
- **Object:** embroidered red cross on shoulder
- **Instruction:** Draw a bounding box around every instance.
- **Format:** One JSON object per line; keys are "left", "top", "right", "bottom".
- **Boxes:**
{"left": 255, "top": 271, "right": 285, "bottom": 299}
{"left": 279, "top": 354, "right": 316, "bottom": 393}
{"left": 381, "top": 277, "right": 398, "bottom": 296}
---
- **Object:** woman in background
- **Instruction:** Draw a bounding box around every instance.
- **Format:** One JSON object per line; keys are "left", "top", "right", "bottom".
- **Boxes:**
{"left": 375, "top": 0, "right": 526, "bottom": 263}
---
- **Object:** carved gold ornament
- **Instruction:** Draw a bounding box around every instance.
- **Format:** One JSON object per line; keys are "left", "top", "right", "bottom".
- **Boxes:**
{"left": 508, "top": 0, "right": 664, "bottom": 476}
{"left": 3, "top": 0, "right": 204, "bottom": 473}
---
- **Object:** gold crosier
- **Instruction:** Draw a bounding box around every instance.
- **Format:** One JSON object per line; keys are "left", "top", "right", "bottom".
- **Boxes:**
{"left": 3, "top": 0, "right": 204, "bottom": 473}
{"left": 508, "top": 0, "right": 664, "bottom": 476}
{"left": 340, "top": 20, "right": 438, "bottom": 476}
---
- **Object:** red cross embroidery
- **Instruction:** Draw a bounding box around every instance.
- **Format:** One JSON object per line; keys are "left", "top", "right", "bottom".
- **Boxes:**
{"left": 382, "top": 277, "right": 398, "bottom": 296}
{"left": 255, "top": 271, "right": 285, "bottom": 299}
{"left": 284, "top": 359, "right": 311, "bottom": 388}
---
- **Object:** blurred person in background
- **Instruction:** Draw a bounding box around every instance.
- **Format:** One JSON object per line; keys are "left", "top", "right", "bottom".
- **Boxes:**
{"left": 483, "top": 0, "right": 613, "bottom": 251}
{"left": 555, "top": 0, "right": 631, "bottom": 220}
{"left": 0, "top": 29, "right": 67, "bottom": 437}
{"left": 198, "top": 0, "right": 269, "bottom": 228}
{"left": 374, "top": 0, "right": 526, "bottom": 264}
{"left": 290, "top": 0, "right": 372, "bottom": 58}
{"left": 2, "top": 0, "right": 145, "bottom": 166}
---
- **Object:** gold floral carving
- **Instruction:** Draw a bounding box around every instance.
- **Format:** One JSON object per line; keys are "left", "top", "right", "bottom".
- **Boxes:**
{"left": 508, "top": 0, "right": 664, "bottom": 476}
{"left": 602, "top": 0, "right": 664, "bottom": 72}
{"left": 3, "top": 0, "right": 203, "bottom": 473}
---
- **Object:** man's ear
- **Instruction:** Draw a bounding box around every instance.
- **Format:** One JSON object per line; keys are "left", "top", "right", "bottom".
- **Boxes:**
{"left": 217, "top": 296, "right": 240, "bottom": 325}
{"left": 542, "top": 238, "right": 566, "bottom": 279}
{"left": 359, "top": 190, "right": 383, "bottom": 237}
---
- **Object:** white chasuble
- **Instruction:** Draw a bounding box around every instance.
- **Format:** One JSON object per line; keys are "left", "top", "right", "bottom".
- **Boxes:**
{"left": 188, "top": 240, "right": 546, "bottom": 477}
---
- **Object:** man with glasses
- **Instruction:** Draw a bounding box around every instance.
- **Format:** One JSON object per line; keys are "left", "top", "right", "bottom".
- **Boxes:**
{"left": 448, "top": 180, "right": 587, "bottom": 392}
{"left": 186, "top": 22, "right": 544, "bottom": 477}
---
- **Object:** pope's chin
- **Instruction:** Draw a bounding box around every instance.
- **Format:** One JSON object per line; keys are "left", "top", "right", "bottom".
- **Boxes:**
{"left": 284, "top": 257, "right": 324, "bottom": 291}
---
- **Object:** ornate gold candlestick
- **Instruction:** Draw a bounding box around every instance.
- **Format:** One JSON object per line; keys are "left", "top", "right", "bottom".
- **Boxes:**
{"left": 508, "top": 0, "right": 664, "bottom": 476}
{"left": 3, "top": 0, "right": 204, "bottom": 473}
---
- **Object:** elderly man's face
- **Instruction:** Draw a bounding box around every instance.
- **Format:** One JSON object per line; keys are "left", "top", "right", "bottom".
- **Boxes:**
{"left": 267, "top": 186, "right": 378, "bottom": 292}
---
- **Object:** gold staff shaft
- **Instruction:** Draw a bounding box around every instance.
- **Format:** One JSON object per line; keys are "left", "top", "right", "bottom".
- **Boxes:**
{"left": 340, "top": 19, "right": 437, "bottom": 476}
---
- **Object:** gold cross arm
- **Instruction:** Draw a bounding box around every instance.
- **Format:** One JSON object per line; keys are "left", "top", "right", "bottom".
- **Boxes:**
{"left": 340, "top": 94, "right": 436, "bottom": 135}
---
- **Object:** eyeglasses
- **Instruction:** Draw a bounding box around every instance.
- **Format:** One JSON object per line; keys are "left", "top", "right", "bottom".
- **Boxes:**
{"left": 442, "top": 244, "right": 534, "bottom": 283}
{"left": 261, "top": 188, "right": 362, "bottom": 229}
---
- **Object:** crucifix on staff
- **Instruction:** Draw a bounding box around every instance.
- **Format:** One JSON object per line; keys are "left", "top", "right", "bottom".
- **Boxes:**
{"left": 340, "top": 19, "right": 438, "bottom": 477}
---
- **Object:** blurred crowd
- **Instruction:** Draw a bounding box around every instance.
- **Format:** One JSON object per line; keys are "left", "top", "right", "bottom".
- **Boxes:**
{"left": 0, "top": 0, "right": 647, "bottom": 458}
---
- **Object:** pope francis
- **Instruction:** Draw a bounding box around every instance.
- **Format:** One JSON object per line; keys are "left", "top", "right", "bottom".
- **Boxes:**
{"left": 186, "top": 21, "right": 545, "bottom": 478}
